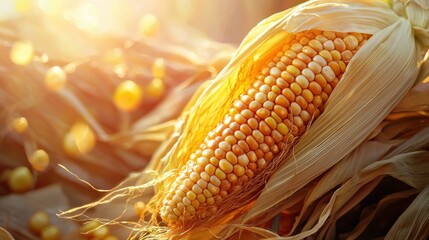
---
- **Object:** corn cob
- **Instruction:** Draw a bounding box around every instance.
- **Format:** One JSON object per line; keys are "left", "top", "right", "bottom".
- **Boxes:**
{"left": 160, "top": 30, "right": 370, "bottom": 226}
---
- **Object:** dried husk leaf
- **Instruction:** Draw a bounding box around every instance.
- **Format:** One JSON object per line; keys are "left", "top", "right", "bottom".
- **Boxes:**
{"left": 385, "top": 184, "right": 429, "bottom": 239}
{"left": 148, "top": 0, "right": 428, "bottom": 238}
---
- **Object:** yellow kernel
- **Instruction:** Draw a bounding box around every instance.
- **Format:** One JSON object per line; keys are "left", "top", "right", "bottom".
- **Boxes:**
{"left": 225, "top": 135, "right": 237, "bottom": 145}
{"left": 192, "top": 184, "right": 203, "bottom": 194}
{"left": 113, "top": 80, "right": 143, "bottom": 111}
{"left": 322, "top": 66, "right": 336, "bottom": 82}
{"left": 256, "top": 108, "right": 270, "bottom": 119}
{"left": 270, "top": 67, "right": 281, "bottom": 77}
{"left": 207, "top": 183, "right": 220, "bottom": 195}
{"left": 252, "top": 130, "right": 265, "bottom": 143}
{"left": 203, "top": 189, "right": 213, "bottom": 198}
{"left": 63, "top": 122, "right": 96, "bottom": 156}
{"left": 323, "top": 31, "right": 336, "bottom": 40}
{"left": 271, "top": 111, "right": 282, "bottom": 123}
{"left": 219, "top": 160, "right": 233, "bottom": 174}
{"left": 341, "top": 50, "right": 353, "bottom": 61}
{"left": 284, "top": 50, "right": 296, "bottom": 59}
{"left": 291, "top": 102, "right": 301, "bottom": 116}
{"left": 29, "top": 149, "right": 49, "bottom": 172}
{"left": 186, "top": 205, "right": 196, "bottom": 214}
{"left": 206, "top": 197, "right": 215, "bottom": 205}
{"left": 302, "top": 46, "right": 317, "bottom": 57}
{"left": 334, "top": 38, "right": 346, "bottom": 51}
{"left": 190, "top": 172, "right": 200, "bottom": 182}
{"left": 197, "top": 194, "right": 205, "bottom": 203}
{"left": 233, "top": 165, "right": 246, "bottom": 177}
{"left": 308, "top": 39, "right": 323, "bottom": 52}
{"left": 11, "top": 117, "right": 28, "bottom": 133}
{"left": 225, "top": 151, "right": 237, "bottom": 164}
{"left": 302, "top": 89, "right": 314, "bottom": 102}
{"left": 238, "top": 154, "right": 249, "bottom": 166}
{"left": 264, "top": 75, "right": 276, "bottom": 85}
{"left": 331, "top": 50, "right": 341, "bottom": 61}
{"left": 44, "top": 66, "right": 67, "bottom": 92}
{"left": 182, "top": 196, "right": 191, "bottom": 206}
{"left": 265, "top": 117, "right": 277, "bottom": 129}
{"left": 28, "top": 211, "right": 50, "bottom": 234}
{"left": 152, "top": 58, "right": 166, "bottom": 78}
{"left": 286, "top": 65, "right": 300, "bottom": 77}
{"left": 319, "top": 50, "right": 333, "bottom": 62}
{"left": 296, "top": 75, "right": 309, "bottom": 89}
{"left": 259, "top": 121, "right": 271, "bottom": 135}
{"left": 297, "top": 52, "right": 311, "bottom": 64}
{"left": 308, "top": 61, "right": 322, "bottom": 73}
{"left": 186, "top": 191, "right": 196, "bottom": 201}
{"left": 323, "top": 40, "right": 335, "bottom": 50}
{"left": 280, "top": 70, "right": 294, "bottom": 83}
{"left": 315, "top": 34, "right": 328, "bottom": 43}
{"left": 146, "top": 78, "right": 165, "bottom": 98}
{"left": 290, "top": 43, "right": 303, "bottom": 52}
{"left": 273, "top": 105, "right": 288, "bottom": 119}
{"left": 301, "top": 68, "right": 315, "bottom": 81}
{"left": 313, "top": 55, "right": 327, "bottom": 66}
{"left": 7, "top": 166, "right": 33, "bottom": 192}
{"left": 257, "top": 159, "right": 267, "bottom": 169}
{"left": 139, "top": 14, "right": 159, "bottom": 37}
{"left": 200, "top": 171, "right": 210, "bottom": 182}
{"left": 41, "top": 225, "right": 60, "bottom": 240}
{"left": 210, "top": 175, "right": 221, "bottom": 187}
{"left": 344, "top": 35, "right": 359, "bottom": 50}
{"left": 277, "top": 123, "right": 289, "bottom": 135}
{"left": 292, "top": 59, "right": 306, "bottom": 70}
{"left": 10, "top": 40, "right": 34, "bottom": 65}
{"left": 205, "top": 164, "right": 216, "bottom": 175}
{"left": 290, "top": 82, "right": 302, "bottom": 95}
{"left": 300, "top": 110, "right": 312, "bottom": 122}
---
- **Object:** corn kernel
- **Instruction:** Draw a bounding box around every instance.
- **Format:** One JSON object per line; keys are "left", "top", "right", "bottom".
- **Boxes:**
{"left": 113, "top": 80, "right": 143, "bottom": 111}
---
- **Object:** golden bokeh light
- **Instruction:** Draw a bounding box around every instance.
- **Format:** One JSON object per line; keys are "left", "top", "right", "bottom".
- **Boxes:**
{"left": 44, "top": 66, "right": 67, "bottom": 92}
{"left": 11, "top": 117, "right": 29, "bottom": 133}
{"left": 63, "top": 122, "right": 96, "bottom": 156}
{"left": 139, "top": 14, "right": 159, "bottom": 37}
{"left": 29, "top": 149, "right": 50, "bottom": 172}
{"left": 113, "top": 80, "right": 143, "bottom": 111}
{"left": 10, "top": 40, "right": 34, "bottom": 65}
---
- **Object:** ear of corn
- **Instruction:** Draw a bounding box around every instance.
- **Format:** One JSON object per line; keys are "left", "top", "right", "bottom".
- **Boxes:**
{"left": 159, "top": 30, "right": 371, "bottom": 226}
{"left": 147, "top": 0, "right": 428, "bottom": 238}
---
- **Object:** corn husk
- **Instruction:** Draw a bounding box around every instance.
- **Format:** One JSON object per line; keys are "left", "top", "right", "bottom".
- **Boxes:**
{"left": 60, "top": 0, "right": 429, "bottom": 239}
